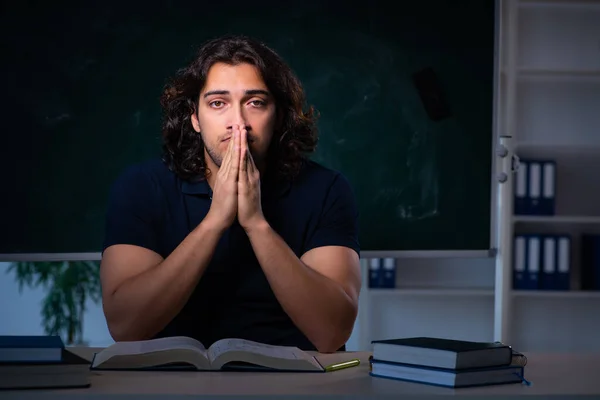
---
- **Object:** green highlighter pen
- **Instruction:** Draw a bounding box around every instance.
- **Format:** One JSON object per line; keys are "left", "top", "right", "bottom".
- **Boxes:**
{"left": 324, "top": 358, "right": 361, "bottom": 372}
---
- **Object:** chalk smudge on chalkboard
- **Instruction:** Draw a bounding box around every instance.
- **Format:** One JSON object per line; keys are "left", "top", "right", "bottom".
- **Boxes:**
{"left": 373, "top": 186, "right": 438, "bottom": 221}
{"left": 341, "top": 81, "right": 381, "bottom": 122}
{"left": 44, "top": 113, "right": 71, "bottom": 126}
{"left": 404, "top": 108, "right": 439, "bottom": 220}
{"left": 132, "top": 111, "right": 141, "bottom": 127}
{"left": 373, "top": 126, "right": 439, "bottom": 221}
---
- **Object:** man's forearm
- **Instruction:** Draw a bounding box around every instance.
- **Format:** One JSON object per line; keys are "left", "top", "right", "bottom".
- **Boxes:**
{"left": 245, "top": 221, "right": 357, "bottom": 353}
{"left": 106, "top": 218, "right": 226, "bottom": 341}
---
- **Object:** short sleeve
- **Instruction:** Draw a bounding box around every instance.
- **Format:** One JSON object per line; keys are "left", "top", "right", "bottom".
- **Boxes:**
{"left": 102, "top": 164, "right": 163, "bottom": 254}
{"left": 304, "top": 173, "right": 360, "bottom": 256}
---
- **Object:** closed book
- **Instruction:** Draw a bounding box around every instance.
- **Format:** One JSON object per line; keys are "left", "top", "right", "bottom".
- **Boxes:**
{"left": 371, "top": 337, "right": 512, "bottom": 370}
{"left": 0, "top": 335, "right": 64, "bottom": 363}
{"left": 370, "top": 359, "right": 524, "bottom": 388}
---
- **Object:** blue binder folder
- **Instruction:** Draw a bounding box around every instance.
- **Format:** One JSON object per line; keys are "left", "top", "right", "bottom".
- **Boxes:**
{"left": 555, "top": 235, "right": 571, "bottom": 290}
{"left": 539, "top": 234, "right": 570, "bottom": 290}
{"left": 540, "top": 235, "right": 557, "bottom": 290}
{"left": 513, "top": 234, "right": 540, "bottom": 290}
{"left": 514, "top": 159, "right": 556, "bottom": 216}
{"left": 369, "top": 258, "right": 382, "bottom": 288}
{"left": 513, "top": 235, "right": 527, "bottom": 289}
{"left": 540, "top": 161, "right": 556, "bottom": 215}
{"left": 581, "top": 235, "right": 600, "bottom": 291}
{"left": 528, "top": 161, "right": 542, "bottom": 215}
{"left": 513, "top": 160, "right": 528, "bottom": 215}
{"left": 381, "top": 258, "right": 396, "bottom": 288}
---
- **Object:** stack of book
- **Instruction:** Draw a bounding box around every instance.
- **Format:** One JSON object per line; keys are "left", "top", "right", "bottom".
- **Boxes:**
{"left": 0, "top": 335, "right": 91, "bottom": 390}
{"left": 369, "top": 337, "right": 528, "bottom": 389}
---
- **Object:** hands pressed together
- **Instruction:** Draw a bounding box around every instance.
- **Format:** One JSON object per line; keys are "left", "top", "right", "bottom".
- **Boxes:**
{"left": 207, "top": 124, "right": 266, "bottom": 232}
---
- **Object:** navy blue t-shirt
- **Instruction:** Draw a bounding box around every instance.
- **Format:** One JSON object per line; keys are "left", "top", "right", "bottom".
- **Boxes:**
{"left": 102, "top": 157, "right": 360, "bottom": 351}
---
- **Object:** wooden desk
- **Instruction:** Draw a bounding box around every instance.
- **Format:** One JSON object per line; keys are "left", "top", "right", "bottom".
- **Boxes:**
{"left": 3, "top": 347, "right": 600, "bottom": 398}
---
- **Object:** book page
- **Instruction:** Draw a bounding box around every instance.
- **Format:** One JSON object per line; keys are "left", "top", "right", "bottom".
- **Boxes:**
{"left": 137, "top": 336, "right": 207, "bottom": 355}
{"left": 207, "top": 338, "right": 312, "bottom": 364}
{"left": 94, "top": 336, "right": 207, "bottom": 366}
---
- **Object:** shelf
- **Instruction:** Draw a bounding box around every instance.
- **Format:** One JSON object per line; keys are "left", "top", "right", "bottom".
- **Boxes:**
{"left": 367, "top": 288, "right": 494, "bottom": 296}
{"left": 516, "top": 69, "right": 600, "bottom": 82}
{"left": 514, "top": 143, "right": 600, "bottom": 153}
{"left": 519, "top": 0, "right": 600, "bottom": 9}
{"left": 512, "top": 290, "right": 600, "bottom": 298}
{"left": 516, "top": 3, "right": 600, "bottom": 75}
{"left": 513, "top": 216, "right": 600, "bottom": 224}
{"left": 514, "top": 80, "right": 600, "bottom": 149}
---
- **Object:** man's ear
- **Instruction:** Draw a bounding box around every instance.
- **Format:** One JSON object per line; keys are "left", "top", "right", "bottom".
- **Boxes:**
{"left": 191, "top": 110, "right": 201, "bottom": 133}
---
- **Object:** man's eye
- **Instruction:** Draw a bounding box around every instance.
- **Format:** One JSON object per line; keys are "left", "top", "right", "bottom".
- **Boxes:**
{"left": 210, "top": 101, "right": 224, "bottom": 108}
{"left": 250, "top": 100, "right": 265, "bottom": 107}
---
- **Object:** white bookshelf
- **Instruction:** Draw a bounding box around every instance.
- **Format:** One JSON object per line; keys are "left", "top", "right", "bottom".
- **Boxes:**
{"left": 512, "top": 290, "right": 600, "bottom": 299}
{"left": 368, "top": 288, "right": 494, "bottom": 297}
{"left": 517, "top": 69, "right": 600, "bottom": 82}
{"left": 505, "top": 0, "right": 600, "bottom": 352}
{"left": 513, "top": 216, "right": 600, "bottom": 224}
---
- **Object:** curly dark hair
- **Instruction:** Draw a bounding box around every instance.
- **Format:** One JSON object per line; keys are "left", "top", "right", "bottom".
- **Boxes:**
{"left": 159, "top": 34, "right": 319, "bottom": 182}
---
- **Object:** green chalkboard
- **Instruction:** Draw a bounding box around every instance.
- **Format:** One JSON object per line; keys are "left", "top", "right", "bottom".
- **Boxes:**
{"left": 0, "top": 0, "right": 495, "bottom": 255}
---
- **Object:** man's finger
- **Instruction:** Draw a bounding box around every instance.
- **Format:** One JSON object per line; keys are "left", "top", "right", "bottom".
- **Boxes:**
{"left": 247, "top": 146, "right": 257, "bottom": 174}
{"left": 228, "top": 125, "right": 241, "bottom": 181}
{"left": 240, "top": 127, "right": 248, "bottom": 174}
{"left": 218, "top": 131, "right": 234, "bottom": 178}
{"left": 220, "top": 131, "right": 234, "bottom": 173}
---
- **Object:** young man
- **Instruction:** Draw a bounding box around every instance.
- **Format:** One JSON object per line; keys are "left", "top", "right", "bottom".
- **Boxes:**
{"left": 100, "top": 35, "right": 361, "bottom": 353}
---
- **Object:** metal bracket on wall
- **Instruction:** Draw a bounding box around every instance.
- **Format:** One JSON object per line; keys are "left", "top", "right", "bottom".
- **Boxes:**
{"left": 496, "top": 139, "right": 519, "bottom": 184}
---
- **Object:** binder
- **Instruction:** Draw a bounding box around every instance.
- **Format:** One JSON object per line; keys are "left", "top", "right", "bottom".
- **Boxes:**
{"left": 525, "top": 235, "right": 541, "bottom": 290}
{"left": 541, "top": 161, "right": 556, "bottom": 215}
{"left": 381, "top": 258, "right": 396, "bottom": 288}
{"left": 520, "top": 159, "right": 556, "bottom": 216}
{"left": 528, "top": 162, "right": 542, "bottom": 215}
{"left": 540, "top": 235, "right": 557, "bottom": 290}
{"left": 556, "top": 235, "right": 570, "bottom": 291}
{"left": 513, "top": 234, "right": 541, "bottom": 290}
{"left": 369, "top": 258, "right": 382, "bottom": 288}
{"left": 514, "top": 160, "right": 528, "bottom": 215}
{"left": 513, "top": 235, "right": 527, "bottom": 289}
{"left": 581, "top": 235, "right": 600, "bottom": 291}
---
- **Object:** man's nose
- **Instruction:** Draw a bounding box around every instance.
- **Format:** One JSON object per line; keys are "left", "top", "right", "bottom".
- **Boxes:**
{"left": 229, "top": 105, "right": 248, "bottom": 130}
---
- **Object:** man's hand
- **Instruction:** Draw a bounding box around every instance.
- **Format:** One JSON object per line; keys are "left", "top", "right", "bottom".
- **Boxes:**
{"left": 237, "top": 124, "right": 266, "bottom": 231}
{"left": 205, "top": 128, "right": 240, "bottom": 231}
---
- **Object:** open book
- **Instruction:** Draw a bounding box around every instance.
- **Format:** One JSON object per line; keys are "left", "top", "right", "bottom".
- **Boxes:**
{"left": 91, "top": 337, "right": 330, "bottom": 372}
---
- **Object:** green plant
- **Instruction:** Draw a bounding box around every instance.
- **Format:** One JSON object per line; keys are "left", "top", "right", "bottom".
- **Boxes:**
{"left": 7, "top": 261, "right": 102, "bottom": 345}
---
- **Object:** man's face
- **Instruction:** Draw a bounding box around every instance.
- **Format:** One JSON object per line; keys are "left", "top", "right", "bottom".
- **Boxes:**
{"left": 191, "top": 62, "right": 277, "bottom": 171}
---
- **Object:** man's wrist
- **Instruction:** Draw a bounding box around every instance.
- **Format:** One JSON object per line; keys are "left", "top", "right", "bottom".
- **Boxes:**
{"left": 199, "top": 213, "right": 230, "bottom": 236}
{"left": 243, "top": 217, "right": 271, "bottom": 236}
